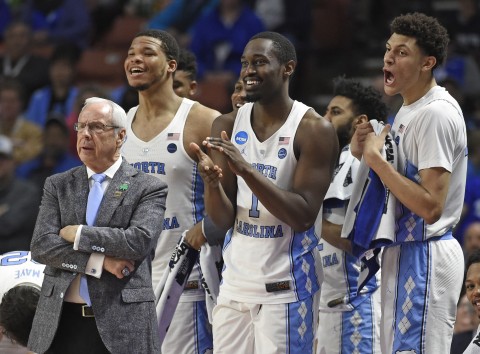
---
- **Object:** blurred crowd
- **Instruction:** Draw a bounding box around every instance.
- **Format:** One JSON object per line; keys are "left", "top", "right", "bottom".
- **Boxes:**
{"left": 0, "top": 1, "right": 480, "bottom": 352}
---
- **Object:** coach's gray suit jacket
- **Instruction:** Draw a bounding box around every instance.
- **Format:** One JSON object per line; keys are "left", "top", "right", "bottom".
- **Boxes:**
{"left": 28, "top": 159, "right": 167, "bottom": 354}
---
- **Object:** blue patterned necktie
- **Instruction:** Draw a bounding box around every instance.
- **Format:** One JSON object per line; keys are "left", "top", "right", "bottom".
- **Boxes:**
{"left": 80, "top": 173, "right": 107, "bottom": 306}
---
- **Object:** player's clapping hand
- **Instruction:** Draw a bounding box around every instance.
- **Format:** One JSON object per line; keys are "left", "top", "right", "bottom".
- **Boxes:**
{"left": 363, "top": 123, "right": 391, "bottom": 168}
{"left": 350, "top": 121, "right": 375, "bottom": 160}
{"left": 205, "top": 131, "right": 250, "bottom": 177}
{"left": 190, "top": 142, "right": 223, "bottom": 187}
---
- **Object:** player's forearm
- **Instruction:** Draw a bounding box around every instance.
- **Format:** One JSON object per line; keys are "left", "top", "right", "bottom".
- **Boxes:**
{"left": 321, "top": 219, "right": 352, "bottom": 254}
{"left": 241, "top": 169, "right": 318, "bottom": 232}
{"left": 369, "top": 155, "right": 445, "bottom": 224}
{"left": 204, "top": 184, "right": 235, "bottom": 231}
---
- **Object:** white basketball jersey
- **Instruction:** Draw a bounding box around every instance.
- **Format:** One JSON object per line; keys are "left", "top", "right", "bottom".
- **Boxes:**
{"left": 319, "top": 146, "right": 378, "bottom": 311}
{"left": 391, "top": 86, "right": 467, "bottom": 240}
{"left": 220, "top": 101, "right": 322, "bottom": 304}
{"left": 122, "top": 98, "right": 206, "bottom": 301}
{"left": 0, "top": 251, "right": 45, "bottom": 298}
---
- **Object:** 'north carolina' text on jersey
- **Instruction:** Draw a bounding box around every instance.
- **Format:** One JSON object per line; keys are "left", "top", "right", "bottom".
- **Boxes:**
{"left": 122, "top": 98, "right": 205, "bottom": 301}
{"left": 221, "top": 101, "right": 321, "bottom": 304}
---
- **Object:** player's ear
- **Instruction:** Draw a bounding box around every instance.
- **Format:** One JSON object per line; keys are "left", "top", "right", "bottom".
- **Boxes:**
{"left": 189, "top": 81, "right": 198, "bottom": 97}
{"left": 354, "top": 114, "right": 368, "bottom": 127}
{"left": 422, "top": 56, "right": 436, "bottom": 71}
{"left": 167, "top": 59, "right": 177, "bottom": 73}
{"left": 284, "top": 60, "right": 296, "bottom": 78}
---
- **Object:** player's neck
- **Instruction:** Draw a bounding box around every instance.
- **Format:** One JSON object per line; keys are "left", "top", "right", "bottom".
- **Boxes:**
{"left": 402, "top": 75, "right": 436, "bottom": 106}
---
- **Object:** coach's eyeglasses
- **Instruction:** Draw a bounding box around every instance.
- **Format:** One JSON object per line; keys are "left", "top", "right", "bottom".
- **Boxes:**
{"left": 74, "top": 122, "right": 119, "bottom": 134}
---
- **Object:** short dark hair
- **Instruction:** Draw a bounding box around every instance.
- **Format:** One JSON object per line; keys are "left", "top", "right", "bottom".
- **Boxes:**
{"left": 249, "top": 31, "right": 297, "bottom": 65}
{"left": 176, "top": 49, "right": 197, "bottom": 80}
{"left": 390, "top": 12, "right": 449, "bottom": 69}
{"left": 466, "top": 249, "right": 480, "bottom": 273}
{"left": 134, "top": 29, "right": 179, "bottom": 61}
{"left": 45, "top": 114, "right": 69, "bottom": 134}
{"left": 0, "top": 78, "right": 26, "bottom": 104}
{"left": 332, "top": 77, "right": 388, "bottom": 122}
{"left": 51, "top": 42, "right": 82, "bottom": 65}
{"left": 0, "top": 286, "right": 40, "bottom": 347}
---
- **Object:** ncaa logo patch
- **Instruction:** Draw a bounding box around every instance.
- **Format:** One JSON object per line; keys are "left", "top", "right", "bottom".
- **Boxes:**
{"left": 278, "top": 148, "right": 287, "bottom": 159}
{"left": 235, "top": 131, "right": 248, "bottom": 145}
{"left": 167, "top": 143, "right": 177, "bottom": 153}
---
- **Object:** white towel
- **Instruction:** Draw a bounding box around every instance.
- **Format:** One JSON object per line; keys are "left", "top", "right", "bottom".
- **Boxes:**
{"left": 155, "top": 232, "right": 199, "bottom": 345}
{"left": 324, "top": 145, "right": 358, "bottom": 201}
{"left": 198, "top": 243, "right": 222, "bottom": 324}
{"left": 341, "top": 120, "right": 397, "bottom": 256}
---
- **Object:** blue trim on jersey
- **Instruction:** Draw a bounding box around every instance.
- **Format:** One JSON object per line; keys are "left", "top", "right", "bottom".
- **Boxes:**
{"left": 191, "top": 165, "right": 205, "bottom": 225}
{"left": 290, "top": 227, "right": 320, "bottom": 300}
{"left": 220, "top": 229, "right": 233, "bottom": 284}
{"left": 287, "top": 296, "right": 315, "bottom": 354}
{"left": 350, "top": 170, "right": 387, "bottom": 257}
{"left": 341, "top": 295, "right": 375, "bottom": 354}
{"left": 396, "top": 160, "right": 426, "bottom": 243}
{"left": 392, "top": 241, "right": 430, "bottom": 352}
{"left": 344, "top": 252, "right": 379, "bottom": 308}
{"left": 194, "top": 300, "right": 213, "bottom": 354}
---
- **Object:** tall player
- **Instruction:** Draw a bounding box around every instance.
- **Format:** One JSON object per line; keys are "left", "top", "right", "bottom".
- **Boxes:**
{"left": 122, "top": 29, "right": 222, "bottom": 354}
{"left": 352, "top": 13, "right": 467, "bottom": 353}
{"left": 0, "top": 251, "right": 44, "bottom": 354}
{"left": 316, "top": 77, "right": 387, "bottom": 353}
{"left": 192, "top": 31, "right": 338, "bottom": 353}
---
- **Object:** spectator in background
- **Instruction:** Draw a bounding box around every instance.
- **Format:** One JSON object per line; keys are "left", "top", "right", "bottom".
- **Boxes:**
{"left": 109, "top": 82, "right": 139, "bottom": 114}
{"left": 173, "top": 48, "right": 199, "bottom": 98}
{"left": 147, "top": 0, "right": 218, "bottom": 48}
{"left": 252, "top": 0, "right": 311, "bottom": 97}
{"left": 446, "top": 0, "right": 480, "bottom": 64}
{"left": 0, "top": 135, "right": 40, "bottom": 254}
{"left": 464, "top": 222, "right": 480, "bottom": 259}
{"left": 21, "top": 0, "right": 91, "bottom": 49}
{"left": 189, "top": 0, "right": 264, "bottom": 82}
{"left": 16, "top": 116, "right": 81, "bottom": 190}
{"left": 25, "top": 43, "right": 80, "bottom": 128}
{"left": 455, "top": 129, "right": 480, "bottom": 244}
{"left": 0, "top": 0, "right": 11, "bottom": 38}
{"left": 0, "top": 21, "right": 50, "bottom": 103}
{"left": 0, "top": 78, "right": 43, "bottom": 165}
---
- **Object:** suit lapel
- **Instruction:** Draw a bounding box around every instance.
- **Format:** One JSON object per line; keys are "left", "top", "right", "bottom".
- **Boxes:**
{"left": 72, "top": 166, "right": 89, "bottom": 224}
{"left": 95, "top": 161, "right": 138, "bottom": 226}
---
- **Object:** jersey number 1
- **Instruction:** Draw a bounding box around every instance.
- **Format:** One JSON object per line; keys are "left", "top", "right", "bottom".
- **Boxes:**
{"left": 249, "top": 194, "right": 260, "bottom": 218}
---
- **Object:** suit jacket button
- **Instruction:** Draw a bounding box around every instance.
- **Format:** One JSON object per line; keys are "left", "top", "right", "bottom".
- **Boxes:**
{"left": 62, "top": 263, "right": 66, "bottom": 267}
{"left": 60, "top": 292, "right": 64, "bottom": 299}
{"left": 100, "top": 248, "right": 105, "bottom": 252}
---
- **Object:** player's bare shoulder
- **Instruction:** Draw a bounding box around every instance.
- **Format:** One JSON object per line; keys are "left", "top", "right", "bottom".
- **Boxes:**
{"left": 211, "top": 110, "right": 237, "bottom": 137}
{"left": 190, "top": 101, "right": 221, "bottom": 125}
{"left": 184, "top": 102, "right": 221, "bottom": 146}
{"left": 295, "top": 108, "right": 338, "bottom": 156}
{"left": 299, "top": 108, "right": 335, "bottom": 139}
